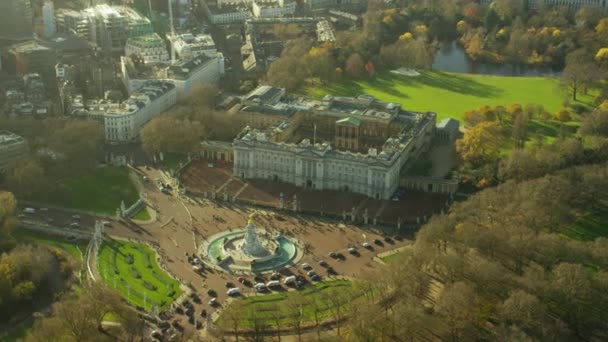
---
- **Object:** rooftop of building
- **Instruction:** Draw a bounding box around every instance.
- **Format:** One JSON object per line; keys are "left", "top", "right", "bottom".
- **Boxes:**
{"left": 175, "top": 33, "right": 215, "bottom": 47}
{"left": 437, "top": 118, "right": 459, "bottom": 131}
{"left": 210, "top": 4, "right": 252, "bottom": 14}
{"left": 292, "top": 94, "right": 402, "bottom": 122}
{"left": 84, "top": 4, "right": 123, "bottom": 19}
{"left": 245, "top": 85, "right": 284, "bottom": 103}
{"left": 0, "top": 131, "right": 26, "bottom": 146}
{"left": 8, "top": 40, "right": 52, "bottom": 53}
{"left": 128, "top": 33, "right": 164, "bottom": 45}
{"left": 106, "top": 80, "right": 175, "bottom": 116}
{"left": 168, "top": 53, "right": 215, "bottom": 79}
{"left": 247, "top": 17, "right": 318, "bottom": 24}
{"left": 234, "top": 92, "right": 436, "bottom": 163}
{"left": 39, "top": 33, "right": 92, "bottom": 52}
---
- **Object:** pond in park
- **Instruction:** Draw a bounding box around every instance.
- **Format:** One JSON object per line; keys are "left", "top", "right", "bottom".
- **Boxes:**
{"left": 432, "top": 41, "right": 563, "bottom": 77}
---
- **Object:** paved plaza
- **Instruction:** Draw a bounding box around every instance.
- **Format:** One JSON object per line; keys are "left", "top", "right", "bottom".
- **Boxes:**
{"left": 181, "top": 159, "right": 450, "bottom": 226}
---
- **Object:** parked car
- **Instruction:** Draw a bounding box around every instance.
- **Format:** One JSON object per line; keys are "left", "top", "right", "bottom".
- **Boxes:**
{"left": 348, "top": 247, "right": 358, "bottom": 255}
{"left": 72, "top": 214, "right": 80, "bottom": 219}
{"left": 301, "top": 263, "right": 311, "bottom": 270}
{"left": 226, "top": 287, "right": 240, "bottom": 296}
{"left": 318, "top": 260, "right": 328, "bottom": 267}
{"left": 329, "top": 252, "right": 338, "bottom": 259}
{"left": 362, "top": 242, "right": 372, "bottom": 249}
{"left": 225, "top": 282, "right": 235, "bottom": 288}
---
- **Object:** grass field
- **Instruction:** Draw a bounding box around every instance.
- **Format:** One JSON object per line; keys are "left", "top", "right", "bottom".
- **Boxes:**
{"left": 14, "top": 230, "right": 87, "bottom": 263}
{"left": 36, "top": 166, "right": 139, "bottom": 215}
{"left": 561, "top": 202, "right": 608, "bottom": 241}
{"left": 133, "top": 207, "right": 151, "bottom": 221}
{"left": 217, "top": 280, "right": 355, "bottom": 328}
{"left": 305, "top": 71, "right": 596, "bottom": 122}
{"left": 380, "top": 252, "right": 402, "bottom": 264}
{"left": 97, "top": 239, "right": 181, "bottom": 311}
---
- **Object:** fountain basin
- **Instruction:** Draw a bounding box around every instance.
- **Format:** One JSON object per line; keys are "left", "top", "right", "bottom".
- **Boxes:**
{"left": 204, "top": 229, "right": 299, "bottom": 274}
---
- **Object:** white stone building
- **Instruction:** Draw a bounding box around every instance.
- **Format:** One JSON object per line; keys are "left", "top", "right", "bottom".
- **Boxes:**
{"left": 125, "top": 33, "right": 169, "bottom": 65}
{"left": 209, "top": 4, "right": 252, "bottom": 25}
{"left": 171, "top": 33, "right": 217, "bottom": 59}
{"left": 233, "top": 98, "right": 436, "bottom": 200}
{"left": 252, "top": 0, "right": 296, "bottom": 18}
{"left": 104, "top": 81, "right": 177, "bottom": 143}
{"left": 120, "top": 52, "right": 225, "bottom": 99}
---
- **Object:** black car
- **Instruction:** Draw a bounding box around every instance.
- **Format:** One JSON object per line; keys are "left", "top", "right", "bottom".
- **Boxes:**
{"left": 318, "top": 260, "right": 328, "bottom": 267}
{"left": 225, "top": 282, "right": 235, "bottom": 288}
{"left": 393, "top": 235, "right": 404, "bottom": 241}
{"left": 384, "top": 236, "right": 394, "bottom": 243}
{"left": 207, "top": 289, "right": 217, "bottom": 297}
{"left": 329, "top": 252, "right": 338, "bottom": 259}
{"left": 254, "top": 276, "right": 266, "bottom": 283}
{"left": 373, "top": 239, "right": 383, "bottom": 246}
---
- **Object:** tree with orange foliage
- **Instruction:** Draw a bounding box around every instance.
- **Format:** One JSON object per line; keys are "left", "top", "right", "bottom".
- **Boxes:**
{"left": 456, "top": 122, "right": 502, "bottom": 165}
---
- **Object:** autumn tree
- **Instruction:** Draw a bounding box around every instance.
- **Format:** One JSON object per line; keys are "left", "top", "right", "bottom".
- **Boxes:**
{"left": 579, "top": 109, "right": 608, "bottom": 136}
{"left": 5, "top": 158, "right": 46, "bottom": 198}
{"left": 562, "top": 48, "right": 597, "bottom": 101}
{"left": 140, "top": 116, "right": 205, "bottom": 154}
{"left": 0, "top": 192, "right": 17, "bottom": 240}
{"left": 344, "top": 53, "right": 365, "bottom": 78}
{"left": 286, "top": 293, "right": 308, "bottom": 341}
{"left": 512, "top": 112, "right": 529, "bottom": 149}
{"left": 456, "top": 121, "right": 502, "bottom": 165}
{"left": 265, "top": 38, "right": 314, "bottom": 90}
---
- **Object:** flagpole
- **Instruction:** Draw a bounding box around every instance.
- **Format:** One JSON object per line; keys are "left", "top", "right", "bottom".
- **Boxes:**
{"left": 313, "top": 124, "right": 316, "bottom": 146}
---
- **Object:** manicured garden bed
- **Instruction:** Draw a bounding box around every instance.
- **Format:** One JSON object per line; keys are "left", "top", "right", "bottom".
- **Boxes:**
{"left": 97, "top": 239, "right": 181, "bottom": 311}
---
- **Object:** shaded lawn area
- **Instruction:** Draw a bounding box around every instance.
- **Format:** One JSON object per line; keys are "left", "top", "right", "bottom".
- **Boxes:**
{"left": 304, "top": 71, "right": 595, "bottom": 122}
{"left": 499, "top": 119, "right": 581, "bottom": 155}
{"left": 97, "top": 239, "right": 181, "bottom": 311}
{"left": 561, "top": 202, "right": 608, "bottom": 241}
{"left": 380, "top": 252, "right": 402, "bottom": 264}
{"left": 14, "top": 229, "right": 87, "bottom": 263}
{"left": 217, "top": 280, "right": 355, "bottom": 328}
{"left": 133, "top": 207, "right": 151, "bottom": 221}
{"left": 35, "top": 166, "right": 139, "bottom": 215}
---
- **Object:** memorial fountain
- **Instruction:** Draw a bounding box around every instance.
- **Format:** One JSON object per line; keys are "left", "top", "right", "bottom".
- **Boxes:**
{"left": 202, "top": 212, "right": 300, "bottom": 273}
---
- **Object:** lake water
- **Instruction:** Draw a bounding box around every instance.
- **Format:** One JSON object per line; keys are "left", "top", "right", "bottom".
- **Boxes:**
{"left": 432, "top": 41, "right": 562, "bottom": 77}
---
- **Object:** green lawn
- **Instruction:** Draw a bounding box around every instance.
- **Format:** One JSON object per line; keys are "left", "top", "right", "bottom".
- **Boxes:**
{"left": 36, "top": 166, "right": 139, "bottom": 215}
{"left": 217, "top": 280, "right": 355, "bottom": 328}
{"left": 14, "top": 229, "right": 87, "bottom": 263}
{"left": 305, "top": 71, "right": 595, "bottom": 122}
{"left": 561, "top": 201, "right": 608, "bottom": 241}
{"left": 133, "top": 207, "right": 151, "bottom": 221}
{"left": 97, "top": 239, "right": 181, "bottom": 311}
{"left": 380, "top": 252, "right": 402, "bottom": 264}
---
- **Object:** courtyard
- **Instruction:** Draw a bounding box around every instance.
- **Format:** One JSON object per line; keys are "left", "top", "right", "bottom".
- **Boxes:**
{"left": 180, "top": 159, "right": 449, "bottom": 226}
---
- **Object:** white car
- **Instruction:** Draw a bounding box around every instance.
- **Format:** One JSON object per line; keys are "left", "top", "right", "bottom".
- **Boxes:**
{"left": 226, "top": 287, "right": 240, "bottom": 296}
{"left": 72, "top": 214, "right": 81, "bottom": 219}
{"left": 362, "top": 242, "right": 371, "bottom": 248}
{"left": 208, "top": 298, "right": 218, "bottom": 306}
{"left": 301, "top": 263, "right": 311, "bottom": 270}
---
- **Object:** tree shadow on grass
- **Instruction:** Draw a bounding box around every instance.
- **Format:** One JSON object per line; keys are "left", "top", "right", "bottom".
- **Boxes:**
{"left": 392, "top": 71, "right": 503, "bottom": 98}
{"left": 364, "top": 76, "right": 411, "bottom": 99}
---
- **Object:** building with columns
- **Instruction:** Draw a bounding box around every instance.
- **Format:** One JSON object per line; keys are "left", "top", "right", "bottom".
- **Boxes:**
{"left": 233, "top": 93, "right": 436, "bottom": 200}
